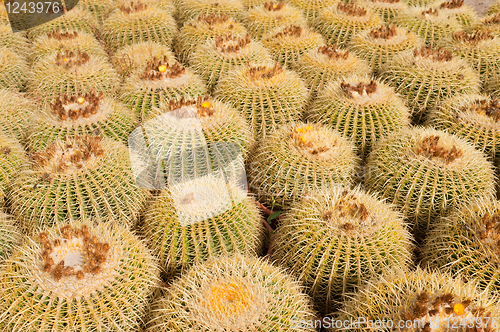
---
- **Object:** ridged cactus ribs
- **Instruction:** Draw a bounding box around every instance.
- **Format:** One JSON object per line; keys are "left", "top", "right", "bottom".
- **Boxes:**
{"left": 337, "top": 2, "right": 367, "bottom": 17}
{"left": 452, "top": 30, "right": 495, "bottom": 45}
{"left": 369, "top": 24, "right": 398, "bottom": 39}
{"left": 318, "top": 45, "right": 350, "bottom": 60}
{"left": 273, "top": 24, "right": 303, "bottom": 38}
{"left": 166, "top": 95, "right": 215, "bottom": 117}
{"left": 415, "top": 135, "right": 463, "bottom": 164}
{"left": 39, "top": 225, "right": 110, "bottom": 282}
{"left": 341, "top": 80, "right": 378, "bottom": 96}
{"left": 422, "top": 8, "right": 439, "bottom": 16}
{"left": 290, "top": 124, "right": 332, "bottom": 156}
{"left": 55, "top": 49, "right": 90, "bottom": 68}
{"left": 248, "top": 62, "right": 283, "bottom": 80}
{"left": 139, "top": 58, "right": 185, "bottom": 80}
{"left": 413, "top": 46, "right": 453, "bottom": 62}
{"left": 49, "top": 90, "right": 105, "bottom": 121}
{"left": 440, "top": 0, "right": 464, "bottom": 9}
{"left": 46, "top": 30, "right": 79, "bottom": 40}
{"left": 120, "top": 1, "right": 148, "bottom": 13}
{"left": 484, "top": 13, "right": 500, "bottom": 24}
{"left": 264, "top": 1, "right": 284, "bottom": 11}
{"left": 214, "top": 34, "right": 251, "bottom": 53}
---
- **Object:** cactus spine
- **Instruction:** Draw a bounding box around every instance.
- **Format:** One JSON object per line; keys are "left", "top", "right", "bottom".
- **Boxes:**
{"left": 176, "top": 0, "right": 244, "bottom": 23}
{"left": 0, "top": 211, "right": 20, "bottom": 261}
{"left": 286, "top": 0, "right": 340, "bottom": 23}
{"left": 0, "top": 46, "right": 28, "bottom": 92}
{"left": 0, "top": 24, "right": 31, "bottom": 57}
{"left": 362, "top": 0, "right": 408, "bottom": 22}
{"left": 487, "top": 0, "right": 500, "bottom": 15}
{"left": 0, "top": 88, "right": 34, "bottom": 142}
{"left": 435, "top": 0, "right": 478, "bottom": 28}
{"left": 0, "top": 133, "right": 28, "bottom": 204}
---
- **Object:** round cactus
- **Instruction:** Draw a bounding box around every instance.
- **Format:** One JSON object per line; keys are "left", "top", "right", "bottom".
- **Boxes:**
{"left": 365, "top": 127, "right": 496, "bottom": 236}
{"left": 286, "top": 0, "right": 340, "bottom": 23}
{"left": 0, "top": 211, "right": 20, "bottom": 261}
{"left": 189, "top": 34, "right": 273, "bottom": 92}
{"left": 214, "top": 62, "right": 309, "bottom": 139}
{"left": 391, "top": 6, "right": 462, "bottom": 46}
{"left": 427, "top": 94, "right": 500, "bottom": 161}
{"left": 378, "top": 46, "right": 480, "bottom": 122}
{"left": 102, "top": 3, "right": 177, "bottom": 51}
{"left": 120, "top": 59, "right": 207, "bottom": 122}
{"left": 329, "top": 267, "right": 500, "bottom": 332}
{"left": 261, "top": 24, "right": 325, "bottom": 68}
{"left": 145, "top": 254, "right": 318, "bottom": 332}
{"left": 487, "top": 0, "right": 500, "bottom": 15}
{"left": 404, "top": 0, "right": 440, "bottom": 6}
{"left": 474, "top": 13, "right": 500, "bottom": 36}
{"left": 142, "top": 175, "right": 265, "bottom": 278}
{"left": 307, "top": 75, "right": 411, "bottom": 158}
{"left": 176, "top": 0, "right": 244, "bottom": 23}
{"left": 112, "top": 41, "right": 176, "bottom": 77}
{"left": 313, "top": 2, "right": 382, "bottom": 48}
{"left": 0, "top": 219, "right": 160, "bottom": 331}
{"left": 0, "top": 133, "right": 28, "bottom": 205}
{"left": 74, "top": 0, "right": 116, "bottom": 23}
{"left": 0, "top": 24, "right": 31, "bottom": 57}
{"left": 271, "top": 186, "right": 413, "bottom": 314}
{"left": 26, "top": 90, "right": 137, "bottom": 150}
{"left": 175, "top": 13, "right": 248, "bottom": 65}
{"left": 293, "top": 45, "right": 371, "bottom": 104}
{"left": 28, "top": 49, "right": 119, "bottom": 105}
{"left": 362, "top": 0, "right": 408, "bottom": 22}
{"left": 247, "top": 122, "right": 359, "bottom": 209}
{"left": 243, "top": 1, "right": 308, "bottom": 40}
{"left": 348, "top": 24, "right": 423, "bottom": 75}
{"left": 0, "top": 88, "right": 35, "bottom": 142}
{"left": 7, "top": 135, "right": 150, "bottom": 234}
{"left": 434, "top": 0, "right": 478, "bottom": 28}
{"left": 0, "top": 46, "right": 28, "bottom": 92}
{"left": 241, "top": 0, "right": 271, "bottom": 8}
{"left": 31, "top": 30, "right": 107, "bottom": 63}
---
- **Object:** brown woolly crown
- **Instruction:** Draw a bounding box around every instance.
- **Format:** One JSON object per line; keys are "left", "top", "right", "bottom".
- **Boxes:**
{"left": 337, "top": 2, "right": 367, "bottom": 17}
{"left": 341, "top": 81, "right": 378, "bottom": 96}
{"left": 413, "top": 46, "right": 453, "bottom": 62}
{"left": 264, "top": 1, "right": 285, "bottom": 11}
{"left": 139, "top": 57, "right": 185, "bottom": 80}
{"left": 464, "top": 97, "right": 500, "bottom": 122}
{"left": 369, "top": 24, "right": 397, "bottom": 39}
{"left": 290, "top": 124, "right": 332, "bottom": 155}
{"left": 120, "top": 1, "right": 148, "bottom": 13}
{"left": 167, "top": 95, "right": 215, "bottom": 118}
{"left": 440, "top": 0, "right": 463, "bottom": 9}
{"left": 46, "top": 30, "right": 78, "bottom": 40}
{"left": 198, "top": 13, "right": 229, "bottom": 24}
{"left": 273, "top": 25, "right": 302, "bottom": 38}
{"left": 49, "top": 90, "right": 104, "bottom": 121}
{"left": 55, "top": 50, "right": 90, "bottom": 68}
{"left": 215, "top": 34, "right": 251, "bottom": 53}
{"left": 323, "top": 190, "right": 370, "bottom": 231}
{"left": 247, "top": 63, "right": 283, "bottom": 80}
{"left": 415, "top": 135, "right": 462, "bottom": 164}
{"left": 39, "top": 225, "right": 110, "bottom": 282}
{"left": 422, "top": 8, "right": 439, "bottom": 16}
{"left": 485, "top": 13, "right": 500, "bottom": 24}
{"left": 452, "top": 30, "right": 495, "bottom": 45}
{"left": 318, "top": 45, "right": 349, "bottom": 60}
{"left": 0, "top": 146, "right": 11, "bottom": 156}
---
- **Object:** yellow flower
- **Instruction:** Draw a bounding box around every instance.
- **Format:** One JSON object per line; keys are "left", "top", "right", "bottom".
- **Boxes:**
{"left": 453, "top": 303, "right": 465, "bottom": 315}
{"left": 305, "top": 125, "right": 312, "bottom": 131}
{"left": 201, "top": 101, "right": 212, "bottom": 108}
{"left": 77, "top": 97, "right": 85, "bottom": 104}
{"left": 158, "top": 65, "right": 167, "bottom": 73}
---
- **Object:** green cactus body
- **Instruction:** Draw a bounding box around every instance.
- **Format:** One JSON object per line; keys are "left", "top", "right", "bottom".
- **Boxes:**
{"left": 26, "top": 8, "right": 98, "bottom": 41}
{"left": 404, "top": 0, "right": 440, "bottom": 6}
{"left": 27, "top": 91, "right": 137, "bottom": 150}
{"left": 145, "top": 254, "right": 317, "bottom": 332}
{"left": 434, "top": 0, "right": 478, "bottom": 29}
{"left": 142, "top": 175, "right": 264, "bottom": 278}
{"left": 293, "top": 45, "right": 371, "bottom": 104}
{"left": 286, "top": 0, "right": 340, "bottom": 23}
{"left": 427, "top": 94, "right": 500, "bottom": 161}
{"left": 175, "top": 14, "right": 248, "bottom": 65}
{"left": 0, "top": 46, "right": 28, "bottom": 92}
{"left": 0, "top": 88, "right": 34, "bottom": 142}
{"left": 365, "top": 127, "right": 496, "bottom": 236}
{"left": 247, "top": 122, "right": 359, "bottom": 209}
{"left": 307, "top": 75, "right": 411, "bottom": 158}
{"left": 176, "top": 0, "right": 244, "bottom": 23}
{"left": 348, "top": 24, "right": 423, "bottom": 75}
{"left": 189, "top": 34, "right": 272, "bottom": 92}
{"left": 74, "top": 0, "right": 116, "bottom": 23}
{"left": 31, "top": 30, "right": 107, "bottom": 63}
{"left": 214, "top": 62, "right": 308, "bottom": 139}
{"left": 378, "top": 46, "right": 480, "bottom": 121}
{"left": 120, "top": 60, "right": 207, "bottom": 122}
{"left": 0, "top": 24, "right": 31, "bottom": 57}
{"left": 243, "top": 1, "right": 308, "bottom": 40}
{"left": 362, "top": 0, "right": 408, "bottom": 22}
{"left": 102, "top": 4, "right": 177, "bottom": 51}
{"left": 7, "top": 135, "right": 150, "bottom": 234}
{"left": 0, "top": 134, "right": 28, "bottom": 204}
{"left": 29, "top": 49, "right": 119, "bottom": 105}
{"left": 487, "top": 0, "right": 500, "bottom": 15}
{"left": 0, "top": 211, "right": 20, "bottom": 261}
{"left": 271, "top": 186, "right": 413, "bottom": 314}
{"left": 329, "top": 268, "right": 500, "bottom": 332}
{"left": 391, "top": 6, "right": 462, "bottom": 46}
{"left": 313, "top": 2, "right": 382, "bottom": 48}
{"left": 261, "top": 24, "right": 326, "bottom": 68}
{"left": 0, "top": 220, "right": 160, "bottom": 331}
{"left": 112, "top": 41, "right": 176, "bottom": 78}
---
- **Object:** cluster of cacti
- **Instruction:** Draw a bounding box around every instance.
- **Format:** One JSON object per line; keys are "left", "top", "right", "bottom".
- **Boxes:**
{"left": 0, "top": 133, "right": 28, "bottom": 204}
{"left": 365, "top": 127, "right": 496, "bottom": 236}
{"left": 7, "top": 135, "right": 150, "bottom": 234}
{"left": 247, "top": 122, "right": 359, "bottom": 209}
{"left": 243, "top": 1, "right": 308, "bottom": 40}
{"left": 286, "top": 0, "right": 340, "bottom": 23}
{"left": 189, "top": 33, "right": 272, "bottom": 92}
{"left": 329, "top": 267, "right": 500, "bottom": 332}
{"left": 146, "top": 254, "right": 318, "bottom": 331}
{"left": 176, "top": 0, "right": 245, "bottom": 23}
{"left": 0, "top": 88, "right": 34, "bottom": 142}
{"left": 215, "top": 62, "right": 308, "bottom": 138}
{"left": 362, "top": 0, "right": 408, "bottom": 22}
{"left": 271, "top": 186, "right": 413, "bottom": 314}
{"left": 120, "top": 59, "right": 207, "bottom": 121}
{"left": 307, "top": 75, "right": 411, "bottom": 157}
{"left": 0, "top": 219, "right": 160, "bottom": 331}
{"left": 378, "top": 45, "right": 480, "bottom": 122}
{"left": 0, "top": 210, "right": 20, "bottom": 261}
{"left": 434, "top": 0, "right": 478, "bottom": 28}
{"left": 0, "top": 24, "right": 31, "bottom": 57}
{"left": 0, "top": 46, "right": 28, "bottom": 91}
{"left": 312, "top": 2, "right": 382, "bottom": 47}
{"left": 261, "top": 24, "right": 325, "bottom": 68}
{"left": 348, "top": 24, "right": 423, "bottom": 74}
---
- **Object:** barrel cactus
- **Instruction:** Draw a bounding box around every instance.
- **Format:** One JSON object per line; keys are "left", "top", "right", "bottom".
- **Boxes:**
{"left": 0, "top": 24, "right": 31, "bottom": 57}
{"left": 286, "top": 0, "right": 340, "bottom": 23}
{"left": 434, "top": 0, "right": 478, "bottom": 28}
{"left": 0, "top": 88, "right": 34, "bottom": 142}
{"left": 176, "top": 0, "right": 244, "bottom": 23}
{"left": 0, "top": 46, "right": 28, "bottom": 92}
{"left": 362, "top": 0, "right": 408, "bottom": 22}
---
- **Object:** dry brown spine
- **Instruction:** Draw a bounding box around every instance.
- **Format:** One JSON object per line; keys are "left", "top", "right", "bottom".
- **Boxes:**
{"left": 422, "top": 8, "right": 439, "bottom": 16}
{"left": 464, "top": 97, "right": 500, "bottom": 122}
{"left": 341, "top": 80, "right": 378, "bottom": 96}
{"left": 440, "top": 0, "right": 463, "bottom": 9}
{"left": 247, "top": 62, "right": 283, "bottom": 80}
{"left": 119, "top": 1, "right": 148, "bottom": 14}
{"left": 167, "top": 95, "right": 215, "bottom": 117}
{"left": 0, "top": 146, "right": 11, "bottom": 155}
{"left": 337, "top": 2, "right": 367, "bottom": 17}
{"left": 39, "top": 225, "right": 110, "bottom": 282}
{"left": 273, "top": 25, "right": 302, "bottom": 38}
{"left": 452, "top": 30, "right": 495, "bottom": 45}
{"left": 413, "top": 46, "right": 453, "bottom": 62}
{"left": 485, "top": 13, "right": 500, "bottom": 24}
{"left": 264, "top": 1, "right": 284, "bottom": 11}
{"left": 46, "top": 30, "right": 79, "bottom": 40}
{"left": 214, "top": 34, "right": 251, "bottom": 53}
{"left": 55, "top": 50, "right": 90, "bottom": 68}
{"left": 139, "top": 58, "right": 185, "bottom": 80}
{"left": 198, "top": 13, "right": 229, "bottom": 25}
{"left": 369, "top": 24, "right": 397, "bottom": 39}
{"left": 49, "top": 89, "right": 104, "bottom": 121}
{"left": 415, "top": 135, "right": 463, "bottom": 164}
{"left": 318, "top": 45, "right": 349, "bottom": 60}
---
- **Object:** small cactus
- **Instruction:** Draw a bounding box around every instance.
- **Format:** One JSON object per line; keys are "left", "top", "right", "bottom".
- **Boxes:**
{"left": 0, "top": 46, "right": 28, "bottom": 92}
{"left": 435, "top": 0, "right": 478, "bottom": 28}
{"left": 74, "top": 0, "right": 116, "bottom": 23}
{"left": 362, "top": 0, "right": 408, "bottom": 22}
{"left": 176, "top": 0, "right": 244, "bottom": 23}
{"left": 286, "top": 0, "right": 340, "bottom": 23}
